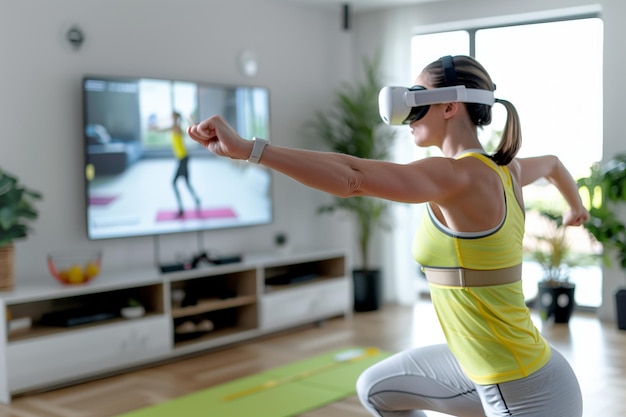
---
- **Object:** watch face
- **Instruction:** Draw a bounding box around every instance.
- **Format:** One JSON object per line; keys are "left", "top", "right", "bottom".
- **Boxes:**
{"left": 248, "top": 138, "right": 268, "bottom": 163}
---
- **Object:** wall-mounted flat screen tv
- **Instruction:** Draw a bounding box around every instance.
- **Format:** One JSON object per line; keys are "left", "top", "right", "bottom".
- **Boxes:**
{"left": 83, "top": 75, "right": 272, "bottom": 240}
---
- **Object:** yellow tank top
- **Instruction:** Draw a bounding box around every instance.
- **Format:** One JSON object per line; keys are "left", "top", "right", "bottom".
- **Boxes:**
{"left": 171, "top": 130, "right": 187, "bottom": 160}
{"left": 412, "top": 152, "right": 551, "bottom": 385}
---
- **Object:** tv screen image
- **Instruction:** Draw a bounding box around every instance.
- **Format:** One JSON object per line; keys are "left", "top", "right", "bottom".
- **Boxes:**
{"left": 83, "top": 76, "right": 272, "bottom": 240}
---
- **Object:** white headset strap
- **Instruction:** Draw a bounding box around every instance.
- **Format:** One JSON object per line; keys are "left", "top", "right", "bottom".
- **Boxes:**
{"left": 405, "top": 85, "right": 495, "bottom": 107}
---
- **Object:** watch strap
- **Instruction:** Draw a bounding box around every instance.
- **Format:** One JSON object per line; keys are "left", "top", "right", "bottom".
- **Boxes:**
{"left": 247, "top": 137, "right": 269, "bottom": 164}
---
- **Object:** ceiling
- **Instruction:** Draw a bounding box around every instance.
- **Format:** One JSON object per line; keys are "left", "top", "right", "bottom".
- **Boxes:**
{"left": 285, "top": 0, "right": 444, "bottom": 13}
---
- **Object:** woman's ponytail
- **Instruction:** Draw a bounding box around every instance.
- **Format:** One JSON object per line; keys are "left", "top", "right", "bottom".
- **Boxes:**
{"left": 490, "top": 98, "right": 522, "bottom": 166}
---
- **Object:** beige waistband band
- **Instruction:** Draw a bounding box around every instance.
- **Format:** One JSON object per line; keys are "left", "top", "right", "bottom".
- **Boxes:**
{"left": 423, "top": 264, "right": 522, "bottom": 287}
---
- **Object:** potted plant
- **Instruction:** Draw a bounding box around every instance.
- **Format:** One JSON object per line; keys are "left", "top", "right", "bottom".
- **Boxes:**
{"left": 0, "top": 168, "right": 42, "bottom": 290}
{"left": 307, "top": 53, "right": 397, "bottom": 311}
{"left": 577, "top": 153, "right": 626, "bottom": 329}
{"left": 120, "top": 298, "right": 146, "bottom": 319}
{"left": 525, "top": 205, "right": 596, "bottom": 323}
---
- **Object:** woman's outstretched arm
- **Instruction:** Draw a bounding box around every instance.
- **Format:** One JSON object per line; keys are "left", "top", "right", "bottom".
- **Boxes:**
{"left": 512, "top": 155, "right": 589, "bottom": 226}
{"left": 188, "top": 115, "right": 466, "bottom": 205}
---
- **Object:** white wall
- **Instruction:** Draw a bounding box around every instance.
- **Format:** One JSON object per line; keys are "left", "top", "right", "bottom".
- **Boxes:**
{"left": 0, "top": 0, "right": 354, "bottom": 282}
{"left": 352, "top": 0, "right": 626, "bottom": 321}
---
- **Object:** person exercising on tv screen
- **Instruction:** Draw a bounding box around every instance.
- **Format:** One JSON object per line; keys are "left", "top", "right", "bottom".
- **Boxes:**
{"left": 187, "top": 55, "right": 587, "bottom": 416}
{"left": 153, "top": 111, "right": 201, "bottom": 218}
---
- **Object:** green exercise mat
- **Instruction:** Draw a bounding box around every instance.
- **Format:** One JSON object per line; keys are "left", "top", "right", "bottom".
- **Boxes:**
{"left": 115, "top": 347, "right": 390, "bottom": 417}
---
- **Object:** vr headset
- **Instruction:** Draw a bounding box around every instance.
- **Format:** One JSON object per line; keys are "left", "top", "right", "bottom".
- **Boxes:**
{"left": 378, "top": 85, "right": 496, "bottom": 125}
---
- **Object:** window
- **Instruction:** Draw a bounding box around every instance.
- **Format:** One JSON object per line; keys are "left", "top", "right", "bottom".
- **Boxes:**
{"left": 411, "top": 31, "right": 469, "bottom": 80}
{"left": 410, "top": 16, "right": 603, "bottom": 308}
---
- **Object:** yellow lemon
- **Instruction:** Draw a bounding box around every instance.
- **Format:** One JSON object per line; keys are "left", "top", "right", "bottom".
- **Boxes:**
{"left": 67, "top": 264, "right": 85, "bottom": 284}
{"left": 85, "top": 262, "right": 100, "bottom": 278}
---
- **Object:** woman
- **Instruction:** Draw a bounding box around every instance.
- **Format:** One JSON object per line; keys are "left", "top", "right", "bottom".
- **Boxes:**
{"left": 188, "top": 55, "right": 586, "bottom": 416}
{"left": 153, "top": 111, "right": 201, "bottom": 217}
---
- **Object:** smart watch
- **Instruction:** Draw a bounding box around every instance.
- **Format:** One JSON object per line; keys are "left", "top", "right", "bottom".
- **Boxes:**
{"left": 247, "top": 137, "right": 269, "bottom": 164}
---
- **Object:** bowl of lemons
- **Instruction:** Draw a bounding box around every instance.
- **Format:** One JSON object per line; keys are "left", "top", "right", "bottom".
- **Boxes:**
{"left": 47, "top": 251, "right": 102, "bottom": 285}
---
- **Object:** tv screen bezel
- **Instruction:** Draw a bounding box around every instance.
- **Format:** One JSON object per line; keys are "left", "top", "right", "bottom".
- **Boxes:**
{"left": 82, "top": 74, "right": 274, "bottom": 241}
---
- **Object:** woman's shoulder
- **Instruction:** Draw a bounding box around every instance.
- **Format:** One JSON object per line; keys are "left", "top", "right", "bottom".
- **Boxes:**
{"left": 505, "top": 158, "right": 524, "bottom": 185}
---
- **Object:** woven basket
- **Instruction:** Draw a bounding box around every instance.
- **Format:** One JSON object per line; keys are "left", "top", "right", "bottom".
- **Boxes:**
{"left": 0, "top": 244, "right": 15, "bottom": 290}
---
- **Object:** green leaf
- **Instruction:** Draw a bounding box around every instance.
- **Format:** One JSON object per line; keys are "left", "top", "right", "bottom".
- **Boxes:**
{"left": 306, "top": 51, "right": 397, "bottom": 271}
{"left": 0, "top": 168, "right": 42, "bottom": 245}
{"left": 577, "top": 154, "right": 626, "bottom": 272}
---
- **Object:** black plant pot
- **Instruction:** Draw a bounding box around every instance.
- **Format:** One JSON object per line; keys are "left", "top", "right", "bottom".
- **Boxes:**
{"left": 352, "top": 269, "right": 382, "bottom": 312}
{"left": 537, "top": 281, "right": 576, "bottom": 323}
{"left": 616, "top": 289, "right": 626, "bottom": 331}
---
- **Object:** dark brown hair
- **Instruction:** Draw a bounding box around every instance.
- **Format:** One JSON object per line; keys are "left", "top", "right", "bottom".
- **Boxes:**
{"left": 422, "top": 55, "right": 521, "bottom": 165}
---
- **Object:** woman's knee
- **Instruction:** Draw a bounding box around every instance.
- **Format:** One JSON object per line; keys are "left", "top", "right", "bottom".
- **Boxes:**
{"left": 356, "top": 366, "right": 376, "bottom": 405}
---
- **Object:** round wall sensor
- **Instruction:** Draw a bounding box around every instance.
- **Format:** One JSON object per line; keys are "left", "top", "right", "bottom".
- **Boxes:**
{"left": 238, "top": 50, "right": 258, "bottom": 77}
{"left": 67, "top": 25, "right": 85, "bottom": 50}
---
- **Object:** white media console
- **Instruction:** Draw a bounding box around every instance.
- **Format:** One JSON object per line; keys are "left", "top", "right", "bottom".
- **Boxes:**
{"left": 0, "top": 248, "right": 351, "bottom": 403}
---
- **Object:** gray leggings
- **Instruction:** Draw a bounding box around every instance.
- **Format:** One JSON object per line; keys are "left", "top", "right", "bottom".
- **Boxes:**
{"left": 356, "top": 344, "right": 582, "bottom": 417}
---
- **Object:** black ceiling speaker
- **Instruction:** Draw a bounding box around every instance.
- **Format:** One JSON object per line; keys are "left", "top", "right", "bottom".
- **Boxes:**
{"left": 342, "top": 3, "right": 351, "bottom": 31}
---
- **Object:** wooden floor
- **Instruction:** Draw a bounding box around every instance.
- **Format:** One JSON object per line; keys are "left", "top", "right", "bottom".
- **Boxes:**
{"left": 1, "top": 300, "right": 625, "bottom": 417}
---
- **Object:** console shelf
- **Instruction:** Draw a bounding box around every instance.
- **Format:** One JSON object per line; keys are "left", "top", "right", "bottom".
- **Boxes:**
{"left": 171, "top": 295, "right": 257, "bottom": 318}
{"left": 0, "top": 248, "right": 351, "bottom": 403}
{"left": 8, "top": 313, "right": 163, "bottom": 342}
